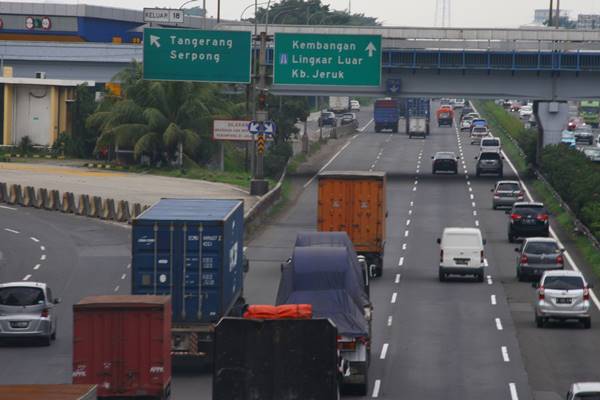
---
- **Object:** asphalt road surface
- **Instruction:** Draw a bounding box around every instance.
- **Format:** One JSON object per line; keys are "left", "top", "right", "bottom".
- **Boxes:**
{"left": 1, "top": 103, "right": 599, "bottom": 400}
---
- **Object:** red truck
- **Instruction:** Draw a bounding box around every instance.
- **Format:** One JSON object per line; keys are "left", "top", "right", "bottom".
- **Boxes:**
{"left": 436, "top": 105, "right": 454, "bottom": 127}
{"left": 72, "top": 296, "right": 171, "bottom": 399}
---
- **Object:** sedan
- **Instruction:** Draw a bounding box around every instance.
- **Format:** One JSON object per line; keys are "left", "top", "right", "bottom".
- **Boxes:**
{"left": 515, "top": 237, "right": 564, "bottom": 281}
{"left": 534, "top": 270, "right": 592, "bottom": 329}
{"left": 574, "top": 128, "right": 595, "bottom": 145}
{"left": 519, "top": 105, "right": 533, "bottom": 118}
{"left": 0, "top": 282, "right": 60, "bottom": 345}
{"left": 460, "top": 118, "right": 473, "bottom": 132}
{"left": 491, "top": 180, "right": 524, "bottom": 209}
{"left": 507, "top": 202, "right": 550, "bottom": 242}
{"left": 340, "top": 113, "right": 358, "bottom": 128}
{"left": 432, "top": 152, "right": 459, "bottom": 174}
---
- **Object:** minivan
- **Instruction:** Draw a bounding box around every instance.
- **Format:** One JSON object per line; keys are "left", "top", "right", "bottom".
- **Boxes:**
{"left": 437, "top": 227, "right": 486, "bottom": 282}
{"left": 480, "top": 137, "right": 501, "bottom": 153}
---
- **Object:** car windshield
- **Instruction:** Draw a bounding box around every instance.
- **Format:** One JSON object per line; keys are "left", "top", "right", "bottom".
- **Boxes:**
{"left": 543, "top": 276, "right": 584, "bottom": 290}
{"left": 342, "top": 114, "right": 354, "bottom": 119}
{"left": 436, "top": 152, "right": 456, "bottom": 159}
{"left": 525, "top": 241, "right": 560, "bottom": 255}
{"left": 482, "top": 139, "right": 499, "bottom": 146}
{"left": 521, "top": 107, "right": 532, "bottom": 112}
{"left": 474, "top": 128, "right": 487, "bottom": 133}
{"left": 479, "top": 153, "right": 500, "bottom": 160}
{"left": 574, "top": 393, "right": 600, "bottom": 399}
{"left": 497, "top": 183, "right": 520, "bottom": 191}
{"left": 0, "top": 287, "right": 45, "bottom": 306}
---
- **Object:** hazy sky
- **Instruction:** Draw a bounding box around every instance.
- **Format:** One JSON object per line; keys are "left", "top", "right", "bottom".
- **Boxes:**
{"left": 26, "top": 0, "right": 600, "bottom": 28}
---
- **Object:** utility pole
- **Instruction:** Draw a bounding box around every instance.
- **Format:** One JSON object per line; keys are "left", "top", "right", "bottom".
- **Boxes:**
{"left": 555, "top": 0, "right": 560, "bottom": 28}
{"left": 549, "top": 0, "right": 553, "bottom": 27}
{"left": 250, "top": 31, "right": 270, "bottom": 195}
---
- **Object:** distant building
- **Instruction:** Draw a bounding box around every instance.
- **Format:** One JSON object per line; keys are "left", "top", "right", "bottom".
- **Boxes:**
{"left": 577, "top": 14, "right": 600, "bottom": 30}
{"left": 534, "top": 9, "right": 550, "bottom": 25}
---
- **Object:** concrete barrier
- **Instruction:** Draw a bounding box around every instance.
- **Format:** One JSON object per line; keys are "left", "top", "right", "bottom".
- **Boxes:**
{"left": 131, "top": 203, "right": 143, "bottom": 219}
{"left": 47, "top": 190, "right": 61, "bottom": 210}
{"left": 61, "top": 192, "right": 77, "bottom": 214}
{"left": 116, "top": 200, "right": 131, "bottom": 222}
{"left": 23, "top": 186, "right": 36, "bottom": 207}
{"left": 35, "top": 188, "right": 48, "bottom": 209}
{"left": 90, "top": 196, "right": 103, "bottom": 218}
{"left": 101, "top": 198, "right": 117, "bottom": 220}
{"left": 8, "top": 184, "right": 23, "bottom": 205}
{"left": 0, "top": 182, "right": 8, "bottom": 203}
{"left": 77, "top": 194, "right": 91, "bottom": 217}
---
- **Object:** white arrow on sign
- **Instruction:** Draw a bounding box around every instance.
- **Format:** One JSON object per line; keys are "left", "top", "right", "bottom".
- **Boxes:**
{"left": 365, "top": 42, "right": 377, "bottom": 57}
{"left": 263, "top": 121, "right": 276, "bottom": 135}
{"left": 150, "top": 35, "right": 161, "bottom": 48}
{"left": 248, "top": 121, "right": 260, "bottom": 134}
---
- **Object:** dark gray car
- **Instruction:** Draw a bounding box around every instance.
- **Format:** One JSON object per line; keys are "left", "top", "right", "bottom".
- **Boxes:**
{"left": 515, "top": 237, "right": 564, "bottom": 281}
{"left": 0, "top": 282, "right": 60, "bottom": 345}
{"left": 476, "top": 151, "right": 503, "bottom": 177}
{"left": 574, "top": 128, "right": 594, "bottom": 145}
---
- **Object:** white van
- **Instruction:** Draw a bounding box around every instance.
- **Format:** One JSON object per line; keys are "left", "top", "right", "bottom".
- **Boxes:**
{"left": 480, "top": 136, "right": 501, "bottom": 153}
{"left": 437, "top": 227, "right": 486, "bottom": 282}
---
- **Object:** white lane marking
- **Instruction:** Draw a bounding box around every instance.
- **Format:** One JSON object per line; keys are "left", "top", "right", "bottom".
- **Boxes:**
{"left": 469, "top": 187, "right": 472, "bottom": 192}
{"left": 121, "top": 273, "right": 127, "bottom": 280}
{"left": 391, "top": 292, "right": 397, "bottom": 303}
{"left": 471, "top": 202, "right": 476, "bottom": 207}
{"left": 408, "top": 209, "right": 413, "bottom": 216}
{"left": 470, "top": 194, "right": 474, "bottom": 200}
{"left": 406, "top": 219, "right": 411, "bottom": 226}
{"left": 40, "top": 254, "right": 46, "bottom": 261}
{"left": 475, "top": 220, "right": 480, "bottom": 227}
{"left": 410, "top": 201, "right": 414, "bottom": 207}
{"left": 380, "top": 343, "right": 389, "bottom": 359}
{"left": 40, "top": 245, "right": 45, "bottom": 251}
{"left": 491, "top": 294, "right": 497, "bottom": 305}
{"left": 0, "top": 205, "right": 17, "bottom": 210}
{"left": 502, "top": 346, "right": 510, "bottom": 362}
{"left": 114, "top": 285, "right": 120, "bottom": 292}
{"left": 358, "top": 118, "right": 374, "bottom": 132}
{"left": 372, "top": 379, "right": 381, "bottom": 398}
{"left": 303, "top": 138, "right": 355, "bottom": 188}
{"left": 4, "top": 228, "right": 19, "bottom": 234}
{"left": 414, "top": 180, "right": 418, "bottom": 185}
{"left": 387, "top": 315, "right": 393, "bottom": 326}
{"left": 487, "top": 275, "right": 493, "bottom": 285}
{"left": 466, "top": 181, "right": 471, "bottom": 185}
{"left": 395, "top": 273, "right": 401, "bottom": 283}
{"left": 402, "top": 243, "right": 407, "bottom": 250}
{"left": 473, "top": 210, "right": 477, "bottom": 216}
{"left": 404, "top": 230, "right": 409, "bottom": 237}
{"left": 23, "top": 274, "right": 31, "bottom": 281}
{"left": 30, "top": 237, "right": 39, "bottom": 243}
{"left": 495, "top": 318, "right": 503, "bottom": 331}
{"left": 412, "top": 186, "right": 417, "bottom": 192}
{"left": 398, "top": 257, "right": 404, "bottom": 266}
{"left": 416, "top": 169, "right": 420, "bottom": 173}
{"left": 33, "top": 264, "right": 40, "bottom": 270}
{"left": 483, "top": 258, "right": 489, "bottom": 267}
{"left": 509, "top": 383, "right": 519, "bottom": 400}
{"left": 497, "top": 145, "right": 600, "bottom": 311}
{"left": 126, "top": 264, "right": 131, "bottom": 269}
{"left": 370, "top": 164, "right": 376, "bottom": 170}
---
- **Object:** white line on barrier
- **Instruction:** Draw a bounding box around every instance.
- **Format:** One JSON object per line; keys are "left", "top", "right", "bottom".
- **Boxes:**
{"left": 4, "top": 228, "right": 19, "bottom": 234}
{"left": 0, "top": 205, "right": 17, "bottom": 211}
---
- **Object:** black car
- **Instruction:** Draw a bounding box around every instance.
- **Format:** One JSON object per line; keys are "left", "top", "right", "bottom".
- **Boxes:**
{"left": 432, "top": 152, "right": 459, "bottom": 174}
{"left": 574, "top": 128, "right": 595, "bottom": 145}
{"left": 460, "top": 106, "right": 474, "bottom": 119}
{"left": 340, "top": 113, "right": 358, "bottom": 128}
{"left": 318, "top": 111, "right": 337, "bottom": 127}
{"left": 506, "top": 202, "right": 550, "bottom": 242}
{"left": 475, "top": 151, "right": 503, "bottom": 177}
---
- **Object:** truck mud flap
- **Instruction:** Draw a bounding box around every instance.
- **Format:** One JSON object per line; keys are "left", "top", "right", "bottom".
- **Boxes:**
{"left": 213, "top": 318, "right": 339, "bottom": 400}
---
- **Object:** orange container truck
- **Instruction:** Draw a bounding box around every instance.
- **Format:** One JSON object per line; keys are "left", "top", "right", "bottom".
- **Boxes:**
{"left": 317, "top": 171, "right": 387, "bottom": 276}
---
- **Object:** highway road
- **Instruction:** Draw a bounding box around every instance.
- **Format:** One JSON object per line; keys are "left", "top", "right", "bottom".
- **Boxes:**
{"left": 1, "top": 103, "right": 599, "bottom": 399}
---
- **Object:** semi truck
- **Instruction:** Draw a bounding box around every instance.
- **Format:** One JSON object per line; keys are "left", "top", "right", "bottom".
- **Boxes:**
{"left": 406, "top": 98, "right": 431, "bottom": 138}
{"left": 579, "top": 100, "right": 600, "bottom": 128}
{"left": 373, "top": 98, "right": 400, "bottom": 133}
{"left": 329, "top": 96, "right": 350, "bottom": 113}
{"left": 131, "top": 199, "right": 245, "bottom": 364}
{"left": 317, "top": 171, "right": 387, "bottom": 277}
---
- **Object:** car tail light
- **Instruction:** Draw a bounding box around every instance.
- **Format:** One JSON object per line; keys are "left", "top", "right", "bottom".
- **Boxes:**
{"left": 480, "top": 250, "right": 484, "bottom": 264}
{"left": 337, "top": 336, "right": 357, "bottom": 351}
{"left": 41, "top": 308, "right": 49, "bottom": 318}
{"left": 584, "top": 287, "right": 590, "bottom": 301}
{"left": 538, "top": 286, "right": 545, "bottom": 301}
{"left": 493, "top": 192, "right": 500, "bottom": 198}
{"left": 517, "top": 191, "right": 524, "bottom": 199}
{"left": 511, "top": 213, "right": 522, "bottom": 221}
{"left": 520, "top": 255, "right": 528, "bottom": 265}
{"left": 556, "top": 255, "right": 564, "bottom": 265}
{"left": 440, "top": 249, "right": 444, "bottom": 263}
{"left": 537, "top": 214, "right": 549, "bottom": 222}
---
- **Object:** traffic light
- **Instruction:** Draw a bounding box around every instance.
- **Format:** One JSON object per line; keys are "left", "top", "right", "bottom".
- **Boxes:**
{"left": 258, "top": 92, "right": 267, "bottom": 110}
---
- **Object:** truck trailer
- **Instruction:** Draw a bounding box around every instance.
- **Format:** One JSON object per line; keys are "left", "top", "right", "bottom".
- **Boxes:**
{"left": 0, "top": 385, "right": 97, "bottom": 400}
{"left": 406, "top": 98, "right": 431, "bottom": 138}
{"left": 317, "top": 171, "right": 387, "bottom": 277}
{"left": 131, "top": 199, "right": 245, "bottom": 364}
{"left": 373, "top": 98, "right": 400, "bottom": 133}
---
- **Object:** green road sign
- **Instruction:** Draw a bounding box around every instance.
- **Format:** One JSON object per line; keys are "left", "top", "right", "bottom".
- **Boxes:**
{"left": 143, "top": 28, "right": 251, "bottom": 83}
{"left": 273, "top": 33, "right": 381, "bottom": 87}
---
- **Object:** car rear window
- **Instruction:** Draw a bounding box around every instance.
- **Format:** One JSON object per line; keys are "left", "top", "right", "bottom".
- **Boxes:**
{"left": 543, "top": 276, "right": 584, "bottom": 290}
{"left": 574, "top": 393, "right": 600, "bottom": 399}
{"left": 474, "top": 128, "right": 488, "bottom": 133}
{"left": 0, "top": 287, "right": 45, "bottom": 306}
{"left": 443, "top": 233, "right": 481, "bottom": 248}
{"left": 525, "top": 241, "right": 560, "bottom": 255}
{"left": 514, "top": 205, "right": 544, "bottom": 214}
{"left": 497, "top": 183, "right": 520, "bottom": 191}
{"left": 479, "top": 153, "right": 500, "bottom": 160}
{"left": 482, "top": 139, "right": 500, "bottom": 146}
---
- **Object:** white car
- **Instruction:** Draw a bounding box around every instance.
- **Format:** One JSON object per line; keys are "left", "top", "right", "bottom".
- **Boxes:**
{"left": 480, "top": 136, "right": 501, "bottom": 153}
{"left": 437, "top": 227, "right": 486, "bottom": 282}
{"left": 452, "top": 99, "right": 466, "bottom": 108}
{"left": 470, "top": 126, "right": 490, "bottom": 144}
{"left": 519, "top": 105, "right": 533, "bottom": 118}
{"left": 350, "top": 100, "right": 360, "bottom": 111}
{"left": 567, "top": 382, "right": 600, "bottom": 399}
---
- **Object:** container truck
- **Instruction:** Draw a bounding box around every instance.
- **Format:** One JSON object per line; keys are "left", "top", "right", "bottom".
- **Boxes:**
{"left": 406, "top": 98, "right": 431, "bottom": 138}
{"left": 277, "top": 245, "right": 372, "bottom": 395}
{"left": 131, "top": 199, "right": 245, "bottom": 363}
{"left": 72, "top": 296, "right": 171, "bottom": 399}
{"left": 0, "top": 385, "right": 97, "bottom": 400}
{"left": 329, "top": 96, "right": 350, "bottom": 113}
{"left": 436, "top": 105, "right": 454, "bottom": 127}
{"left": 373, "top": 98, "right": 400, "bottom": 133}
{"left": 317, "top": 171, "right": 387, "bottom": 277}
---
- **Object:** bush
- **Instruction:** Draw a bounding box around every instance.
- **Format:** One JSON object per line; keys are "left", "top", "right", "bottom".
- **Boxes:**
{"left": 264, "top": 142, "right": 293, "bottom": 179}
{"left": 53, "top": 132, "right": 85, "bottom": 158}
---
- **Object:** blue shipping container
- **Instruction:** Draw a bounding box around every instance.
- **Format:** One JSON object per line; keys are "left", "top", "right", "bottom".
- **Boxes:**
{"left": 406, "top": 98, "right": 430, "bottom": 117}
{"left": 132, "top": 199, "right": 244, "bottom": 324}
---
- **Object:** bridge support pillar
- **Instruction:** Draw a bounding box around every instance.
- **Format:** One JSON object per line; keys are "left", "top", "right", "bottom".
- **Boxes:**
{"left": 534, "top": 101, "right": 569, "bottom": 164}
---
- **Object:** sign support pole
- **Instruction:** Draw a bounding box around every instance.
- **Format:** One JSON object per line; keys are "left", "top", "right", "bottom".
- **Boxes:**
{"left": 250, "top": 31, "right": 270, "bottom": 196}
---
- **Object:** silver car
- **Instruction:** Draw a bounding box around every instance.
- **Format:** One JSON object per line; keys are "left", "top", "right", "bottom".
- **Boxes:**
{"left": 567, "top": 382, "right": 600, "bottom": 399}
{"left": 0, "top": 282, "right": 60, "bottom": 345}
{"left": 492, "top": 180, "right": 524, "bottom": 209}
{"left": 533, "top": 270, "right": 592, "bottom": 329}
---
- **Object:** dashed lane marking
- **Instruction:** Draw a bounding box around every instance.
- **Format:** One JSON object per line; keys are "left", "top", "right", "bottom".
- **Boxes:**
{"left": 40, "top": 254, "right": 46, "bottom": 261}
{"left": 395, "top": 273, "right": 401, "bottom": 283}
{"left": 509, "top": 383, "right": 519, "bottom": 400}
{"left": 372, "top": 379, "right": 381, "bottom": 398}
{"left": 33, "top": 264, "right": 40, "bottom": 270}
{"left": 114, "top": 285, "right": 120, "bottom": 292}
{"left": 4, "top": 228, "right": 19, "bottom": 234}
{"left": 23, "top": 274, "right": 31, "bottom": 281}
{"left": 402, "top": 243, "right": 407, "bottom": 250}
{"left": 126, "top": 264, "right": 131, "bottom": 269}
{"left": 475, "top": 220, "right": 480, "bottom": 227}
{"left": 495, "top": 318, "right": 503, "bottom": 331}
{"left": 406, "top": 219, "right": 411, "bottom": 226}
{"left": 30, "top": 237, "right": 39, "bottom": 243}
{"left": 121, "top": 274, "right": 127, "bottom": 280}
{"left": 398, "top": 257, "right": 404, "bottom": 266}
{"left": 380, "top": 343, "right": 389, "bottom": 359}
{"left": 391, "top": 292, "right": 397, "bottom": 303}
{"left": 491, "top": 295, "right": 497, "bottom": 305}
{"left": 471, "top": 202, "right": 476, "bottom": 207}
{"left": 410, "top": 201, "right": 414, "bottom": 207}
{"left": 473, "top": 210, "right": 477, "bottom": 216}
{"left": 404, "top": 230, "right": 409, "bottom": 237}
{"left": 387, "top": 316, "right": 393, "bottom": 326}
{"left": 502, "top": 346, "right": 510, "bottom": 362}
{"left": 487, "top": 275, "right": 493, "bottom": 285}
